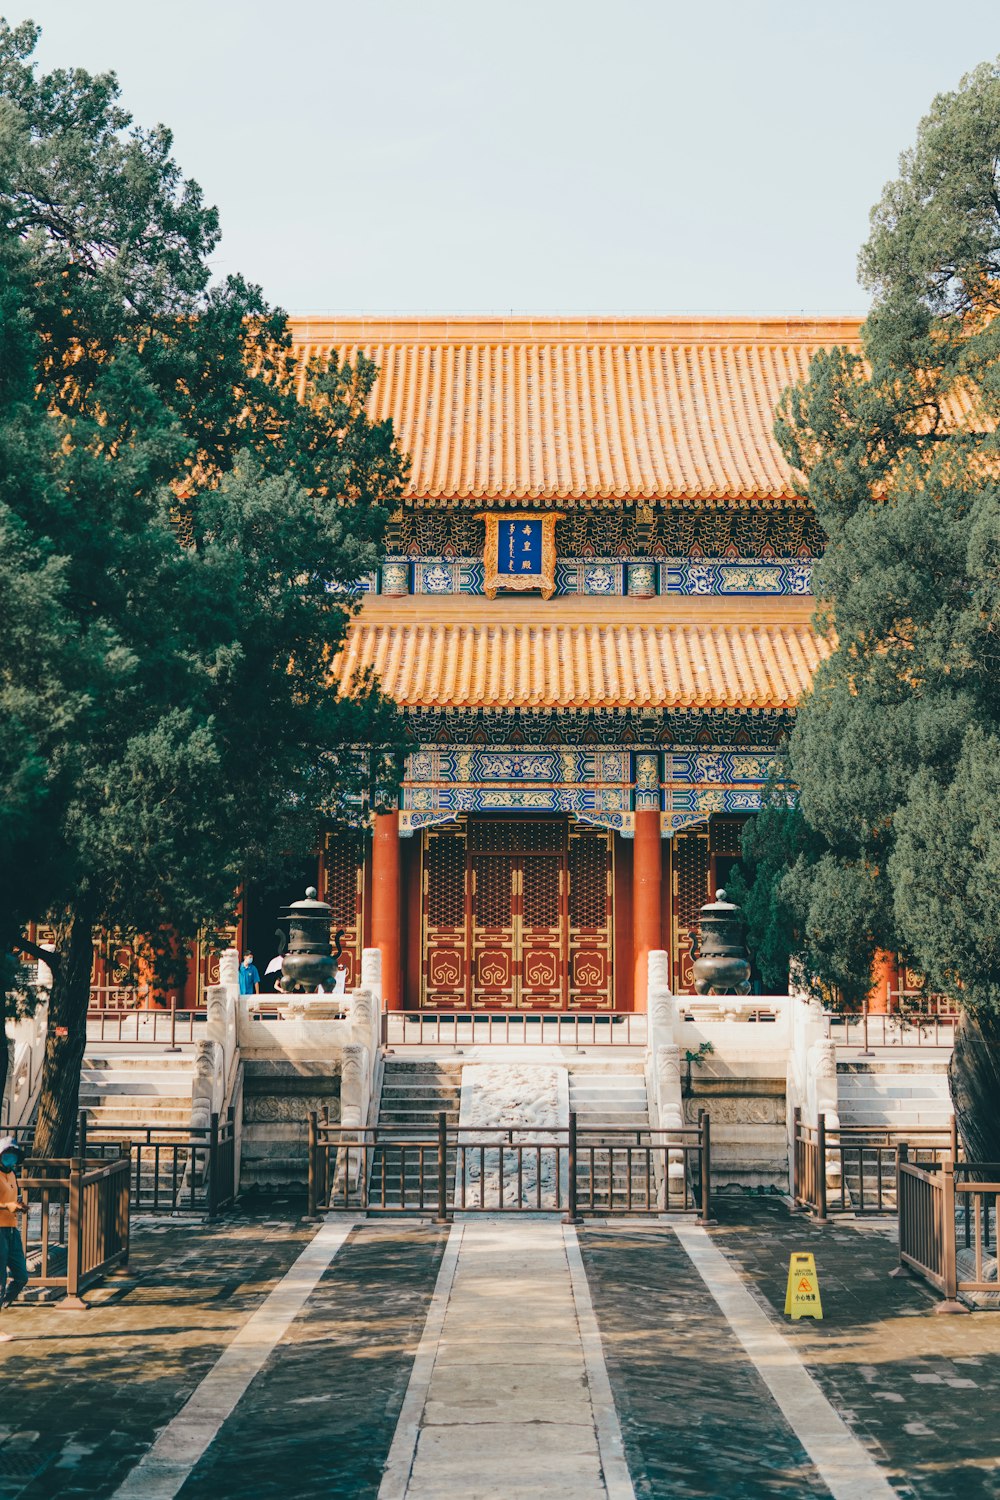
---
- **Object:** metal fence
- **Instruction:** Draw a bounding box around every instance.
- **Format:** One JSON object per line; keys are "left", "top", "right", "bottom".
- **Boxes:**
{"left": 792, "top": 1108, "right": 956, "bottom": 1218}
{"left": 85, "top": 1001, "right": 206, "bottom": 1046}
{"left": 826, "top": 1004, "right": 957, "bottom": 1049}
{"left": 83, "top": 1112, "right": 237, "bottom": 1214}
{"left": 308, "top": 1110, "right": 711, "bottom": 1220}
{"left": 382, "top": 1010, "right": 647, "bottom": 1049}
{"left": 897, "top": 1152, "right": 1000, "bottom": 1309}
{"left": 11, "top": 1109, "right": 237, "bottom": 1216}
{"left": 19, "top": 1153, "right": 131, "bottom": 1306}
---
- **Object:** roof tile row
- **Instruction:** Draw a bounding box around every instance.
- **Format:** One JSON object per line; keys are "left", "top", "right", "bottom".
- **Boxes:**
{"left": 291, "top": 316, "right": 863, "bottom": 505}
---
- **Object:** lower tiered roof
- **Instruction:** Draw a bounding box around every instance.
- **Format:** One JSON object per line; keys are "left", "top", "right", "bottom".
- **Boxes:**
{"left": 334, "top": 597, "right": 828, "bottom": 711}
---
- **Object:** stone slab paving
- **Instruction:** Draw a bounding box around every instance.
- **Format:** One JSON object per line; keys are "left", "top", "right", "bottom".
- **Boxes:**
{"left": 707, "top": 1198, "right": 1000, "bottom": 1500}
{"left": 380, "top": 1219, "right": 631, "bottom": 1500}
{"left": 177, "top": 1222, "right": 447, "bottom": 1499}
{"left": 1, "top": 1200, "right": 999, "bottom": 1498}
{"left": 579, "top": 1224, "right": 832, "bottom": 1499}
{"left": 0, "top": 1208, "right": 319, "bottom": 1499}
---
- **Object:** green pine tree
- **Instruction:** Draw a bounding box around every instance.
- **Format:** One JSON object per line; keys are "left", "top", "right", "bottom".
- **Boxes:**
{"left": 0, "top": 22, "right": 409, "bottom": 1153}
{"left": 748, "top": 56, "right": 1000, "bottom": 1158}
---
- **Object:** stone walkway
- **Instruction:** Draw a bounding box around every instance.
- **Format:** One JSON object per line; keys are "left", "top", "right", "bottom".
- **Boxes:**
{"left": 0, "top": 1201, "right": 999, "bottom": 1498}
{"left": 379, "top": 1220, "right": 632, "bottom": 1499}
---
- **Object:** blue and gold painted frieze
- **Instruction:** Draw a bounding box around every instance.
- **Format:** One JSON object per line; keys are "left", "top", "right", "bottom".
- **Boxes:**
{"left": 379, "top": 557, "right": 813, "bottom": 598}
{"left": 406, "top": 749, "right": 629, "bottom": 786}
{"left": 398, "top": 743, "right": 777, "bottom": 838}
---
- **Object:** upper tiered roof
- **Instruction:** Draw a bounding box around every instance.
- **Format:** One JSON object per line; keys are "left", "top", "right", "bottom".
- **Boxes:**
{"left": 290, "top": 315, "right": 862, "bottom": 507}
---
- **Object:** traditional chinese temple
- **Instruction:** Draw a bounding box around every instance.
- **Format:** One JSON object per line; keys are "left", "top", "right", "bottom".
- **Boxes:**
{"left": 285, "top": 315, "right": 853, "bottom": 1013}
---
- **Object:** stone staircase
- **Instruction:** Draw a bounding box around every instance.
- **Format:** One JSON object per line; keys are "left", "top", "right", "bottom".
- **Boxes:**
{"left": 837, "top": 1056, "right": 953, "bottom": 1130}
{"left": 369, "top": 1059, "right": 463, "bottom": 1208}
{"left": 568, "top": 1062, "right": 653, "bottom": 1211}
{"left": 79, "top": 1048, "right": 199, "bottom": 1206}
{"left": 835, "top": 1055, "right": 953, "bottom": 1208}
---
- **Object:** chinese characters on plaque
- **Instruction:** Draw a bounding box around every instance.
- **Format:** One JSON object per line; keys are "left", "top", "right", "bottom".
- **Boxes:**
{"left": 480, "top": 512, "right": 559, "bottom": 599}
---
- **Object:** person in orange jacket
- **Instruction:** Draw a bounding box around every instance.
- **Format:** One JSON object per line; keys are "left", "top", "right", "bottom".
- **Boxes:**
{"left": 0, "top": 1136, "right": 29, "bottom": 1308}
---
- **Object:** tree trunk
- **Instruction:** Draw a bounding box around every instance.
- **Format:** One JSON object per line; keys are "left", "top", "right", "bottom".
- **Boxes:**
{"left": 31, "top": 908, "right": 95, "bottom": 1158}
{"left": 949, "top": 1008, "right": 1000, "bottom": 1166}
{"left": 0, "top": 1028, "right": 10, "bottom": 1127}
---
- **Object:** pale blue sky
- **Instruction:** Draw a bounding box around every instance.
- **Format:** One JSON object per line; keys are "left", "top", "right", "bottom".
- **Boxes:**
{"left": 13, "top": 1, "right": 1000, "bottom": 315}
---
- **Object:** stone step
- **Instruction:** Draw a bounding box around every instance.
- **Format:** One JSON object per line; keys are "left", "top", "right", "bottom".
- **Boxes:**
{"left": 570, "top": 1092, "right": 648, "bottom": 1103}
{"left": 380, "top": 1064, "right": 465, "bottom": 1077}
{"left": 840, "top": 1110, "right": 953, "bottom": 1127}
{"left": 79, "top": 1080, "right": 195, "bottom": 1098}
{"left": 837, "top": 1059, "right": 950, "bottom": 1075}
{"left": 83, "top": 1105, "right": 192, "bottom": 1125}
{"left": 82, "top": 1052, "right": 197, "bottom": 1068}
{"left": 379, "top": 1090, "right": 464, "bottom": 1104}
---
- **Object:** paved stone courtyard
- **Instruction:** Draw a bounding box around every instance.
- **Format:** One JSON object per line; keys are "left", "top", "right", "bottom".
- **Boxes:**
{"left": 0, "top": 1199, "right": 998, "bottom": 1498}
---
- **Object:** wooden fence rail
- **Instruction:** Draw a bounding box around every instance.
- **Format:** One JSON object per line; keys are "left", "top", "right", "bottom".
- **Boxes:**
{"left": 19, "top": 1153, "right": 131, "bottom": 1306}
{"left": 792, "top": 1108, "right": 956, "bottom": 1218}
{"left": 897, "top": 1150, "right": 1000, "bottom": 1311}
{"left": 308, "top": 1111, "right": 711, "bottom": 1221}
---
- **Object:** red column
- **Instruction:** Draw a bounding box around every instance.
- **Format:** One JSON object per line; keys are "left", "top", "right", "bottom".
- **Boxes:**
{"left": 869, "top": 949, "right": 899, "bottom": 1015}
{"left": 371, "top": 809, "right": 402, "bottom": 1010}
{"left": 632, "top": 808, "right": 662, "bottom": 1012}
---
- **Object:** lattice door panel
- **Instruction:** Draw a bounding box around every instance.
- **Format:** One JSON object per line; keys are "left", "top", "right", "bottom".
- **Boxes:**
{"left": 422, "top": 824, "right": 468, "bottom": 1008}
{"left": 567, "top": 827, "right": 614, "bottom": 1010}
{"left": 519, "top": 855, "right": 565, "bottom": 1010}
{"left": 671, "top": 829, "right": 711, "bottom": 994}
{"left": 321, "top": 833, "right": 364, "bottom": 991}
{"left": 471, "top": 854, "right": 517, "bottom": 1008}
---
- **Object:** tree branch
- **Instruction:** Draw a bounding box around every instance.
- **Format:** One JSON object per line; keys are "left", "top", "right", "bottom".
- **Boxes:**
{"left": 11, "top": 936, "right": 61, "bottom": 974}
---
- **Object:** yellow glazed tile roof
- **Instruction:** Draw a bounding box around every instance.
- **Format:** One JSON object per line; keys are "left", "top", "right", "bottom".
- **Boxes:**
{"left": 290, "top": 315, "right": 862, "bottom": 507}
{"left": 334, "top": 598, "right": 829, "bottom": 710}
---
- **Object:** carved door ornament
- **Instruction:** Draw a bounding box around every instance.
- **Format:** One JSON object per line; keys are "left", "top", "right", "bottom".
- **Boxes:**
{"left": 480, "top": 512, "right": 560, "bottom": 599}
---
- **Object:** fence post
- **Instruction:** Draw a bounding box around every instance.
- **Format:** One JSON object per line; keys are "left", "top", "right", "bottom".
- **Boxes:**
{"left": 949, "top": 1115, "right": 959, "bottom": 1164}
{"left": 307, "top": 1110, "right": 318, "bottom": 1217}
{"left": 815, "top": 1112, "right": 828, "bottom": 1223}
{"left": 890, "top": 1143, "right": 912, "bottom": 1278}
{"left": 228, "top": 1104, "right": 237, "bottom": 1205}
{"left": 791, "top": 1105, "right": 801, "bottom": 1208}
{"left": 697, "top": 1111, "right": 715, "bottom": 1225}
{"left": 563, "top": 1110, "right": 580, "bottom": 1224}
{"left": 166, "top": 992, "right": 181, "bottom": 1053}
{"left": 860, "top": 997, "right": 872, "bottom": 1057}
{"left": 936, "top": 1160, "right": 968, "bottom": 1315}
{"left": 64, "top": 1157, "right": 87, "bottom": 1309}
{"left": 207, "top": 1112, "right": 220, "bottom": 1217}
{"left": 77, "top": 1108, "right": 88, "bottom": 1160}
{"left": 435, "top": 1111, "right": 450, "bottom": 1224}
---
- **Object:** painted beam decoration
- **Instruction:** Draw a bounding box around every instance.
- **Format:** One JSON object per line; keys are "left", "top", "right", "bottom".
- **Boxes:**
{"left": 481, "top": 512, "right": 560, "bottom": 599}
{"left": 396, "top": 742, "right": 778, "bottom": 839}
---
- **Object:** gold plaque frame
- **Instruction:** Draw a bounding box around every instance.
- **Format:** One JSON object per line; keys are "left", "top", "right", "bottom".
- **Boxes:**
{"left": 480, "top": 511, "right": 560, "bottom": 600}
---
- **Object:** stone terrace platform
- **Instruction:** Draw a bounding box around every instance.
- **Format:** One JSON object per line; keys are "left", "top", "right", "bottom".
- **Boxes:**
{"left": 1, "top": 1201, "right": 999, "bottom": 1498}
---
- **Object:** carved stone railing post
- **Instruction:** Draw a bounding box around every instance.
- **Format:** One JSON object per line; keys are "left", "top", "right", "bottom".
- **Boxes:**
{"left": 336, "top": 1042, "right": 369, "bottom": 1192}
{"left": 349, "top": 988, "right": 377, "bottom": 1058}
{"left": 219, "top": 947, "right": 239, "bottom": 992}
{"left": 361, "top": 948, "right": 383, "bottom": 1010}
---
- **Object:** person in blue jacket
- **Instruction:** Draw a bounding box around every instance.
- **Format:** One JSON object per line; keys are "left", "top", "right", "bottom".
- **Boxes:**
{"left": 238, "top": 952, "right": 260, "bottom": 995}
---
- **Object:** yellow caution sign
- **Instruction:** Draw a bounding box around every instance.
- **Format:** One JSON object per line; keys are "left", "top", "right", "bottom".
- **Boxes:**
{"left": 784, "top": 1252, "right": 823, "bottom": 1320}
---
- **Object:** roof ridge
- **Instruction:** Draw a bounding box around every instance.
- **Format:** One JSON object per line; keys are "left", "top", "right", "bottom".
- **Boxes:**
{"left": 290, "top": 314, "right": 864, "bottom": 346}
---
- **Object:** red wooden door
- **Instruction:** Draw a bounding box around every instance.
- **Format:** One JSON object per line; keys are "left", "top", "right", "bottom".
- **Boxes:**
{"left": 567, "top": 826, "right": 613, "bottom": 1009}
{"left": 419, "top": 816, "right": 614, "bottom": 1011}
{"left": 518, "top": 854, "right": 565, "bottom": 1010}
{"left": 471, "top": 852, "right": 518, "bottom": 1008}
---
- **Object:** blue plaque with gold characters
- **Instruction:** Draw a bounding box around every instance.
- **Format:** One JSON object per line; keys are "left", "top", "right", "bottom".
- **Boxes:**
{"left": 480, "top": 512, "right": 560, "bottom": 599}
